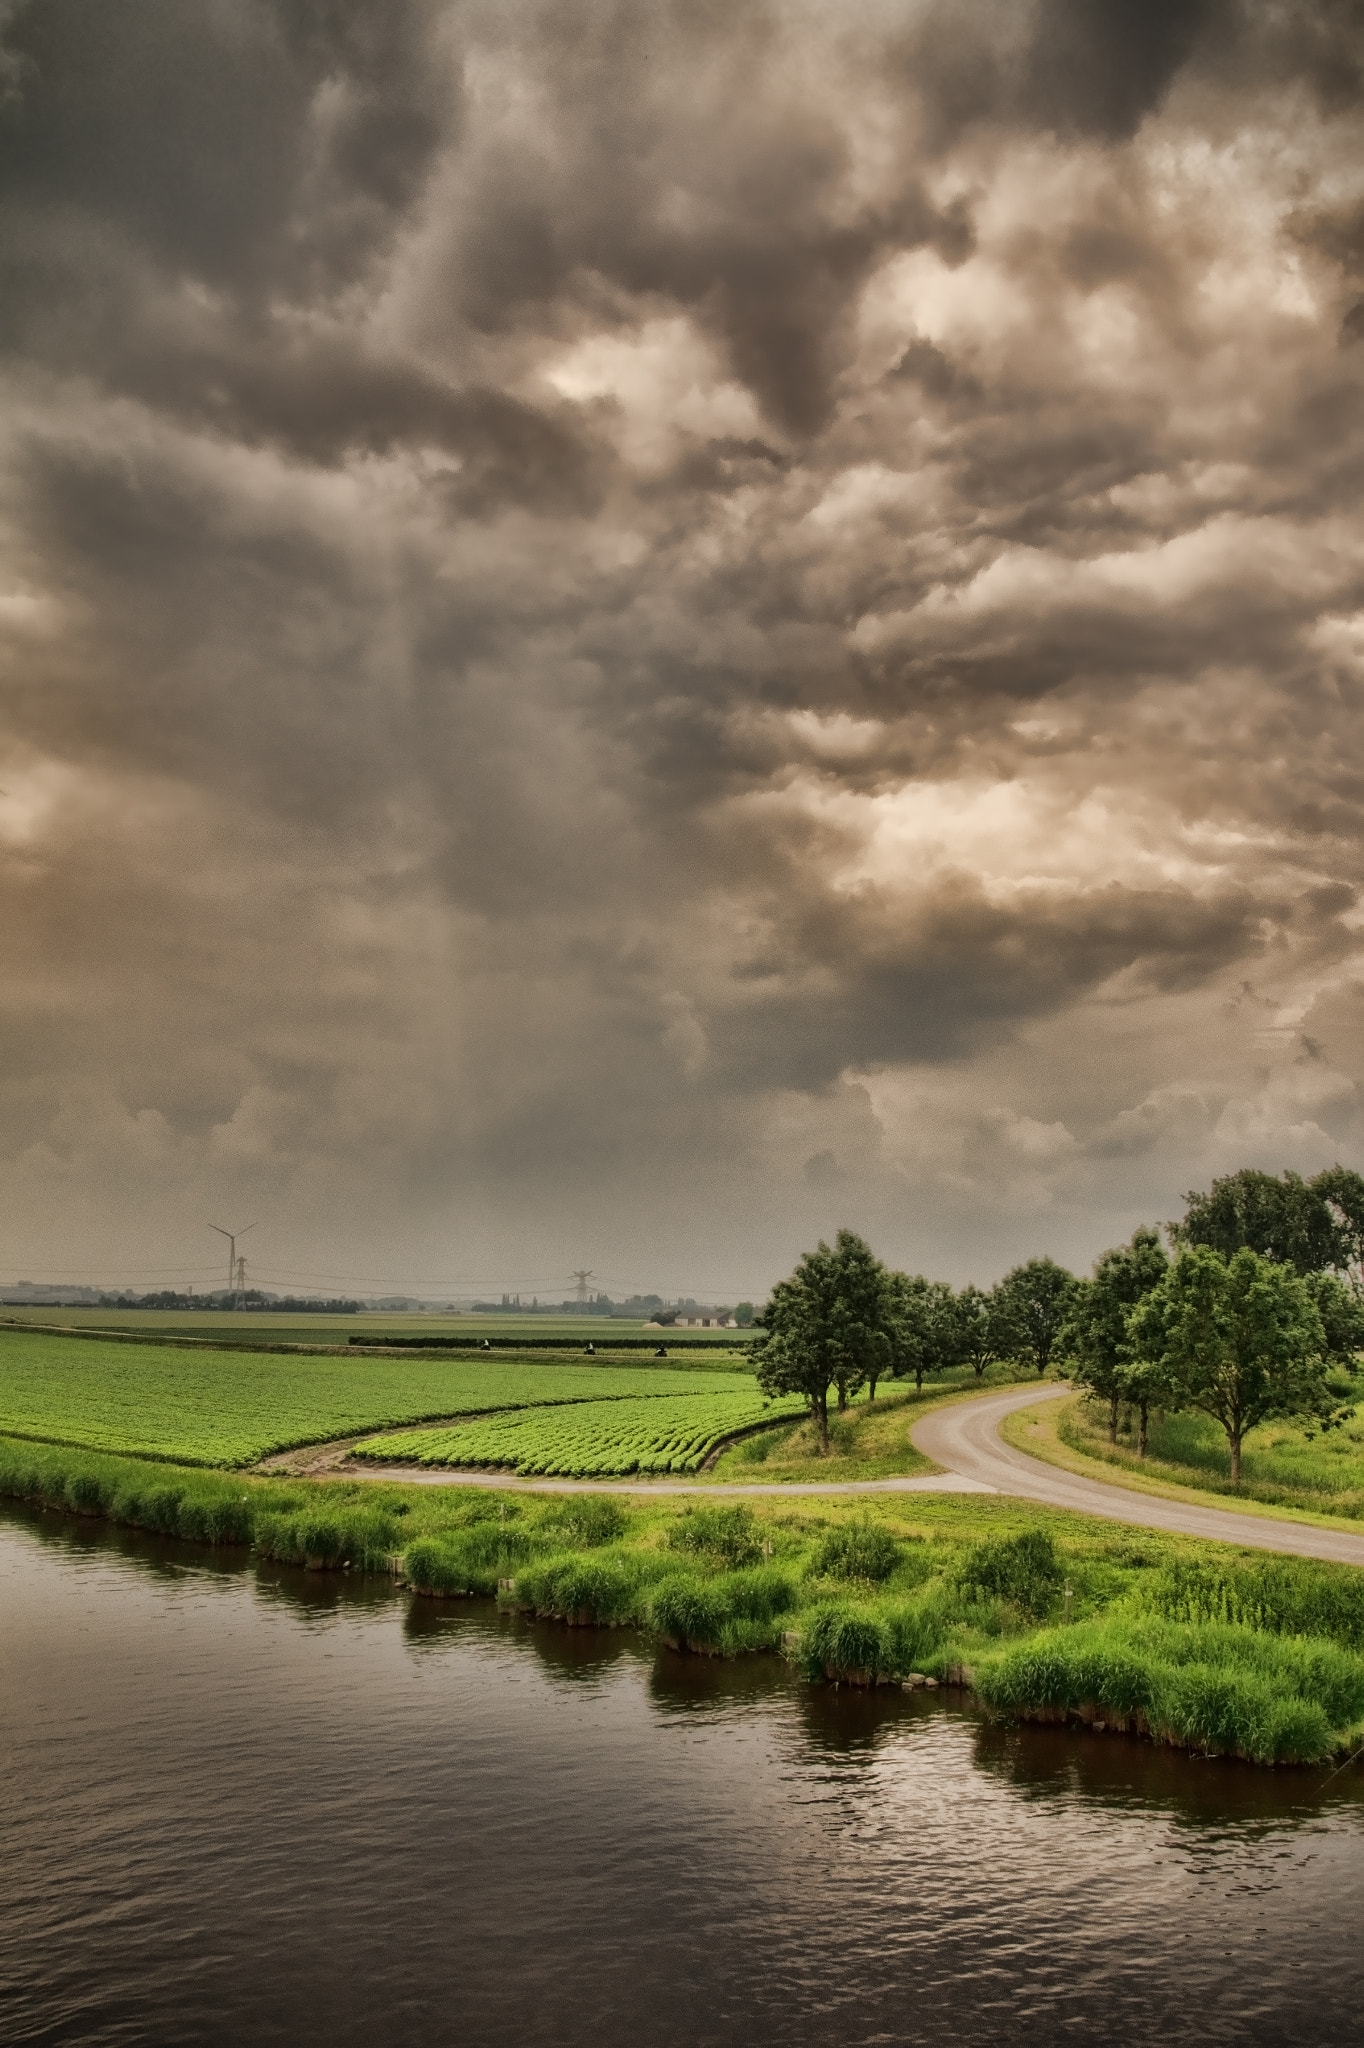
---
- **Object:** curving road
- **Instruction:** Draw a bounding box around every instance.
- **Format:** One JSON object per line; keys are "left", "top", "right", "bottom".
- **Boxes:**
{"left": 912, "top": 1382, "right": 1364, "bottom": 1568}
{"left": 324, "top": 1382, "right": 1364, "bottom": 1563}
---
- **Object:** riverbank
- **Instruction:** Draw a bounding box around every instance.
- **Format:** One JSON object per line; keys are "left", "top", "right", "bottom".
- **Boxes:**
{"left": 6, "top": 1429, "right": 1364, "bottom": 1767}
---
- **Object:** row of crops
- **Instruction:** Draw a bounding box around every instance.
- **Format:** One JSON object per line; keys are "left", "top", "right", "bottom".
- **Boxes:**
{"left": 0, "top": 1330, "right": 755, "bottom": 1467}
{"left": 353, "top": 1389, "right": 806, "bottom": 1476}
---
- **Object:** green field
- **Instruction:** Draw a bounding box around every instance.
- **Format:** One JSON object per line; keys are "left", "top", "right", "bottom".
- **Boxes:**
{"left": 357, "top": 1388, "right": 806, "bottom": 1476}
{"left": 1062, "top": 1395, "right": 1364, "bottom": 1519}
{"left": 6, "top": 1430, "right": 1364, "bottom": 1764}
{"left": 1, "top": 1308, "right": 748, "bottom": 1350}
{"left": 0, "top": 1329, "right": 756, "bottom": 1467}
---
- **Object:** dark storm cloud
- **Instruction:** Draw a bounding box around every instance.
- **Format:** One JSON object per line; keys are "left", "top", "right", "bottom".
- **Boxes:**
{"left": 1, "top": 0, "right": 1363, "bottom": 1291}
{"left": 0, "top": 0, "right": 451, "bottom": 290}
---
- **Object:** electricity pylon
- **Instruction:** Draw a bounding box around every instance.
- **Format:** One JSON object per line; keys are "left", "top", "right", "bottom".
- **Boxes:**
{"left": 572, "top": 1268, "right": 594, "bottom": 1313}
{"left": 209, "top": 1223, "right": 255, "bottom": 1304}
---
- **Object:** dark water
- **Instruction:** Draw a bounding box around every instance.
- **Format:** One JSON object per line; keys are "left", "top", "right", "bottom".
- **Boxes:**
{"left": 4, "top": 1508, "right": 1364, "bottom": 2047}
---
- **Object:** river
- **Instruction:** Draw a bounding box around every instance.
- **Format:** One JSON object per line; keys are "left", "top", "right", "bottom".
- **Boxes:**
{"left": 3, "top": 1503, "right": 1364, "bottom": 2045}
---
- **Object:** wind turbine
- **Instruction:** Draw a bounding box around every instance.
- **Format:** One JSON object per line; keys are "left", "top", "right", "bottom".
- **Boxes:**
{"left": 210, "top": 1223, "right": 255, "bottom": 1306}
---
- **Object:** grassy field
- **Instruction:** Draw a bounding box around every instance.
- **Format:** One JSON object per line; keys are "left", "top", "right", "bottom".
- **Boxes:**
{"left": 0, "top": 1328, "right": 757, "bottom": 1467}
{"left": 1, "top": 1308, "right": 748, "bottom": 1349}
{"left": 6, "top": 1429, "right": 1364, "bottom": 1765}
{"left": 356, "top": 1388, "right": 807, "bottom": 1476}
{"left": 1059, "top": 1393, "right": 1364, "bottom": 1520}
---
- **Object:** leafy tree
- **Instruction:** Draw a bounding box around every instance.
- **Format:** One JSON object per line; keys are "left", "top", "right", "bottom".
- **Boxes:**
{"left": 1305, "top": 1271, "right": 1364, "bottom": 1372}
{"left": 955, "top": 1283, "right": 1006, "bottom": 1378}
{"left": 1128, "top": 1245, "right": 1330, "bottom": 1484}
{"left": 752, "top": 1229, "right": 891, "bottom": 1450}
{"left": 1174, "top": 1168, "right": 1347, "bottom": 1276}
{"left": 1311, "top": 1165, "right": 1364, "bottom": 1283}
{"left": 994, "top": 1257, "right": 1078, "bottom": 1376}
{"left": 733, "top": 1301, "right": 756, "bottom": 1328}
{"left": 1065, "top": 1226, "right": 1169, "bottom": 1442}
{"left": 884, "top": 1272, "right": 961, "bottom": 1392}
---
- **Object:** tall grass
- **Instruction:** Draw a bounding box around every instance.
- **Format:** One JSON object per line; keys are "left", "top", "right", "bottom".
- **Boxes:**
{"left": 974, "top": 1616, "right": 1364, "bottom": 1763}
{"left": 1061, "top": 1397, "right": 1364, "bottom": 1520}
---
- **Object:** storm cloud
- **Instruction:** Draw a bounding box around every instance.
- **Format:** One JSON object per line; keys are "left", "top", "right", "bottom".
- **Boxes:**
{"left": 2, "top": 0, "right": 1364, "bottom": 1297}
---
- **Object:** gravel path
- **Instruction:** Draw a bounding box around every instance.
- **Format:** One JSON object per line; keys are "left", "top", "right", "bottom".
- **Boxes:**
{"left": 912, "top": 1382, "right": 1364, "bottom": 1566}
{"left": 340, "top": 1460, "right": 994, "bottom": 1497}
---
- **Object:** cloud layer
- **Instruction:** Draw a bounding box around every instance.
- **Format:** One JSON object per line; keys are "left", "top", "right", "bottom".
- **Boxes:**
{"left": 2, "top": 0, "right": 1364, "bottom": 1295}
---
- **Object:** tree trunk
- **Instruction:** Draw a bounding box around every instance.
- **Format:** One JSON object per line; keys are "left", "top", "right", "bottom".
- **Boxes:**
{"left": 836, "top": 1379, "right": 847, "bottom": 1413}
{"left": 867, "top": 1372, "right": 878, "bottom": 1402}
{"left": 1229, "top": 1431, "right": 1242, "bottom": 1485}
{"left": 914, "top": 1364, "right": 924, "bottom": 1391}
{"left": 1137, "top": 1401, "right": 1148, "bottom": 1458}
{"left": 1108, "top": 1392, "right": 1119, "bottom": 1444}
{"left": 814, "top": 1391, "right": 829, "bottom": 1451}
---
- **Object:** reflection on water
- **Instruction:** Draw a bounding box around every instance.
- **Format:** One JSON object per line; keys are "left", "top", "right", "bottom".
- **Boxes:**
{"left": 3, "top": 1501, "right": 1363, "bottom": 2047}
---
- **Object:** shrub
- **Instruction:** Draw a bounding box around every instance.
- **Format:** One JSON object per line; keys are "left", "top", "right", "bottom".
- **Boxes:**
{"left": 404, "top": 1535, "right": 497, "bottom": 1598}
{"left": 649, "top": 1574, "right": 729, "bottom": 1650}
{"left": 253, "top": 1505, "right": 399, "bottom": 1571}
{"left": 539, "top": 1497, "right": 628, "bottom": 1547}
{"left": 666, "top": 1504, "right": 762, "bottom": 1567}
{"left": 512, "top": 1552, "right": 643, "bottom": 1625}
{"left": 720, "top": 1565, "right": 797, "bottom": 1623}
{"left": 958, "top": 1528, "right": 1064, "bottom": 1617}
{"left": 813, "top": 1519, "right": 900, "bottom": 1583}
{"left": 975, "top": 1616, "right": 1364, "bottom": 1762}
{"left": 798, "top": 1604, "right": 894, "bottom": 1683}
{"left": 67, "top": 1472, "right": 109, "bottom": 1515}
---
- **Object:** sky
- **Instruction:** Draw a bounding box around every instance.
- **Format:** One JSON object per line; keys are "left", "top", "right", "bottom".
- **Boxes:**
{"left": 2, "top": 0, "right": 1364, "bottom": 1302}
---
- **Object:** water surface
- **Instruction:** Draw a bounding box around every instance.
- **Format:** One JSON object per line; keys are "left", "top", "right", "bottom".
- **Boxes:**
{"left": 3, "top": 1504, "right": 1363, "bottom": 2045}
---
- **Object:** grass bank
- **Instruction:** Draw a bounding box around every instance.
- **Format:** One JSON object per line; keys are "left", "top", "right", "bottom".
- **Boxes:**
{"left": 1004, "top": 1391, "right": 1364, "bottom": 1528}
{"left": 7, "top": 1428, "right": 1364, "bottom": 1768}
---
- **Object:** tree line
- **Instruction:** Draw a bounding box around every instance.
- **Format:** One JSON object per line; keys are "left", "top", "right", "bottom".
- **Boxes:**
{"left": 753, "top": 1165, "right": 1364, "bottom": 1477}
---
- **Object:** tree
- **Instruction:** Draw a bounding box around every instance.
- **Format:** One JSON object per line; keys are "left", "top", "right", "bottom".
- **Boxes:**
{"left": 733, "top": 1301, "right": 756, "bottom": 1328}
{"left": 885, "top": 1273, "right": 962, "bottom": 1392}
{"left": 1305, "top": 1270, "right": 1364, "bottom": 1371}
{"left": 994, "top": 1257, "right": 1078, "bottom": 1376}
{"left": 1174, "top": 1168, "right": 1347, "bottom": 1276}
{"left": 752, "top": 1229, "right": 891, "bottom": 1450}
{"left": 1128, "top": 1245, "right": 1329, "bottom": 1484}
{"left": 1065, "top": 1226, "right": 1169, "bottom": 1442}
{"left": 955, "top": 1284, "right": 1005, "bottom": 1378}
{"left": 1112, "top": 1351, "right": 1184, "bottom": 1459}
{"left": 1311, "top": 1165, "right": 1364, "bottom": 1285}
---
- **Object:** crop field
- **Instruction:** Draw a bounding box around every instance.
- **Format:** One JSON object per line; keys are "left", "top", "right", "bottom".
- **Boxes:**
{"left": 355, "top": 1388, "right": 806, "bottom": 1475}
{"left": 0, "top": 1329, "right": 753, "bottom": 1468}
{"left": 1, "top": 1308, "right": 748, "bottom": 1349}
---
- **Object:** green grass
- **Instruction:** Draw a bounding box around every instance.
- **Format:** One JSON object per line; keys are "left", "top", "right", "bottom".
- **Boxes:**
{"left": 9, "top": 1430, "right": 1364, "bottom": 1764}
{"left": 1060, "top": 1393, "right": 1364, "bottom": 1520}
{"left": 0, "top": 1328, "right": 760, "bottom": 1467}
{"left": 353, "top": 1389, "right": 807, "bottom": 1475}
